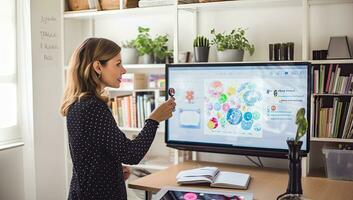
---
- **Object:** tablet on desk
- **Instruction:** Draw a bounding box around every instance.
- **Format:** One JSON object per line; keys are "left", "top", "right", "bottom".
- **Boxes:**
{"left": 154, "top": 187, "right": 253, "bottom": 200}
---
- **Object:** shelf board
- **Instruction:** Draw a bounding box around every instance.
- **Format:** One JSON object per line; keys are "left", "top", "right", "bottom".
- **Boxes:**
{"left": 123, "top": 157, "right": 172, "bottom": 171}
{"left": 64, "top": 6, "right": 174, "bottom": 19}
{"left": 313, "top": 93, "right": 353, "bottom": 97}
{"left": 124, "top": 64, "right": 165, "bottom": 70}
{"left": 309, "top": 0, "right": 353, "bottom": 5}
{"left": 310, "top": 59, "right": 353, "bottom": 64}
{"left": 311, "top": 137, "right": 353, "bottom": 143}
{"left": 178, "top": 0, "right": 302, "bottom": 11}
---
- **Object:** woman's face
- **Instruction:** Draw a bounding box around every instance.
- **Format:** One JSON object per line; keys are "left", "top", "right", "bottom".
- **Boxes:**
{"left": 100, "top": 53, "right": 126, "bottom": 88}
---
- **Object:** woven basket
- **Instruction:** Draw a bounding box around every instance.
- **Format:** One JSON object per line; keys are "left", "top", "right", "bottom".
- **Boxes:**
{"left": 199, "top": 0, "right": 224, "bottom": 2}
{"left": 99, "top": 0, "right": 138, "bottom": 10}
{"left": 67, "top": 0, "right": 89, "bottom": 11}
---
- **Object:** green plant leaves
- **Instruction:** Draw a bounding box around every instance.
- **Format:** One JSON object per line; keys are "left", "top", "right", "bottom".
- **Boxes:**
{"left": 133, "top": 26, "right": 171, "bottom": 60}
{"left": 193, "top": 36, "right": 210, "bottom": 47}
{"left": 134, "top": 26, "right": 154, "bottom": 56}
{"left": 153, "top": 34, "right": 171, "bottom": 60}
{"left": 210, "top": 28, "right": 255, "bottom": 55}
{"left": 121, "top": 40, "right": 135, "bottom": 48}
{"left": 295, "top": 108, "right": 308, "bottom": 143}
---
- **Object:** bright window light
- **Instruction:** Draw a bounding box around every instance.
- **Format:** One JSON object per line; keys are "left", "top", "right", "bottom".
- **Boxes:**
{"left": 0, "top": 84, "right": 17, "bottom": 128}
{"left": 0, "top": 0, "right": 18, "bottom": 140}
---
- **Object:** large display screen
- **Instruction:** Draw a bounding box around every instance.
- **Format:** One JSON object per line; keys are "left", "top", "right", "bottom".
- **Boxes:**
{"left": 166, "top": 62, "right": 310, "bottom": 158}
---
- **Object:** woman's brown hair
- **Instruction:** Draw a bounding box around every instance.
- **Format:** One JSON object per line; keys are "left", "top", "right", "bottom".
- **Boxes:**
{"left": 60, "top": 38, "right": 121, "bottom": 116}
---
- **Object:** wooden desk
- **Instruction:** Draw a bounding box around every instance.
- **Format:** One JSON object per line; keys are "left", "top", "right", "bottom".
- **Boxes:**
{"left": 128, "top": 161, "right": 353, "bottom": 200}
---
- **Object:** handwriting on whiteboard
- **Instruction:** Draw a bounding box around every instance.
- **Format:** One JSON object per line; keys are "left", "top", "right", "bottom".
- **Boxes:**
{"left": 39, "top": 16, "right": 59, "bottom": 62}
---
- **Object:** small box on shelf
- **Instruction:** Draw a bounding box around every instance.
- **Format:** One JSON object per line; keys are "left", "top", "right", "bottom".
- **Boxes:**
{"left": 148, "top": 74, "right": 165, "bottom": 90}
{"left": 100, "top": 0, "right": 138, "bottom": 10}
{"left": 66, "top": 0, "right": 98, "bottom": 11}
{"left": 119, "top": 73, "right": 147, "bottom": 90}
{"left": 322, "top": 148, "right": 353, "bottom": 181}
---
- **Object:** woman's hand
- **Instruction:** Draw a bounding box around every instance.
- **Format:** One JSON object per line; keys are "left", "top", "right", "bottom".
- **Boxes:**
{"left": 148, "top": 97, "right": 176, "bottom": 123}
{"left": 123, "top": 166, "right": 131, "bottom": 180}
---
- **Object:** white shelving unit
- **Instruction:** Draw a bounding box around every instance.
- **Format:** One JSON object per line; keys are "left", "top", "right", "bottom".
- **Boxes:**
{"left": 63, "top": 5, "right": 175, "bottom": 19}
{"left": 310, "top": 58, "right": 353, "bottom": 177}
{"left": 62, "top": 0, "right": 353, "bottom": 184}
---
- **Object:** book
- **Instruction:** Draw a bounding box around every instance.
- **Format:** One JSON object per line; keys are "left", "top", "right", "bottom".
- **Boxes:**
{"left": 325, "top": 64, "right": 333, "bottom": 93}
{"left": 176, "top": 167, "right": 251, "bottom": 190}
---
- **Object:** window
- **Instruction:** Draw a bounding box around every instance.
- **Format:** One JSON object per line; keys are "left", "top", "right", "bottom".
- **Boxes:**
{"left": 0, "top": 0, "right": 19, "bottom": 143}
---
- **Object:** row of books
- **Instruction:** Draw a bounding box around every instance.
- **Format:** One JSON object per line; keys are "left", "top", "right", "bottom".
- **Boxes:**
{"left": 313, "top": 64, "right": 353, "bottom": 94}
{"left": 314, "top": 97, "right": 353, "bottom": 139}
{"left": 111, "top": 93, "right": 157, "bottom": 128}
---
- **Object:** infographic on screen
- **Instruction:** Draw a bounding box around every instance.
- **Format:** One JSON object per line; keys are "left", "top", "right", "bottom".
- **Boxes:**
{"left": 167, "top": 65, "right": 308, "bottom": 150}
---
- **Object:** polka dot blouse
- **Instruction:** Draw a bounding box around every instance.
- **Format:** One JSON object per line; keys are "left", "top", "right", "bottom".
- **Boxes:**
{"left": 66, "top": 95, "right": 159, "bottom": 200}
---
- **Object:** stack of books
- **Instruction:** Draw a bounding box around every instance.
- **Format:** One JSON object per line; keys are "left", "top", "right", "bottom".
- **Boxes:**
{"left": 313, "top": 64, "right": 353, "bottom": 94}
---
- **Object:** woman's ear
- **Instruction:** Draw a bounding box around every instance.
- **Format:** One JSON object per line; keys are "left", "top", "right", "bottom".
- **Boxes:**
{"left": 92, "top": 61, "right": 101, "bottom": 75}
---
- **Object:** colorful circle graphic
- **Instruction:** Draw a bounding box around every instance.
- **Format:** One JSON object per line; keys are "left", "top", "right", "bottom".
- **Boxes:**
{"left": 207, "top": 103, "right": 213, "bottom": 111}
{"left": 207, "top": 117, "right": 219, "bottom": 129}
{"left": 208, "top": 81, "right": 224, "bottom": 97}
{"left": 226, "top": 108, "right": 242, "bottom": 125}
{"left": 241, "top": 120, "right": 253, "bottom": 130}
{"left": 227, "top": 87, "right": 236, "bottom": 96}
{"left": 244, "top": 112, "right": 253, "bottom": 121}
{"left": 219, "top": 93, "right": 228, "bottom": 104}
{"left": 220, "top": 118, "right": 227, "bottom": 128}
{"left": 253, "top": 111, "right": 260, "bottom": 120}
{"left": 222, "top": 103, "right": 230, "bottom": 112}
{"left": 253, "top": 123, "right": 262, "bottom": 132}
{"left": 214, "top": 102, "right": 221, "bottom": 111}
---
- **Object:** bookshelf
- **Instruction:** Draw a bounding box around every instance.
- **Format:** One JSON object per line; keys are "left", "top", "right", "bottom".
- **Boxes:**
{"left": 61, "top": 0, "right": 353, "bottom": 185}
{"left": 310, "top": 60, "right": 353, "bottom": 177}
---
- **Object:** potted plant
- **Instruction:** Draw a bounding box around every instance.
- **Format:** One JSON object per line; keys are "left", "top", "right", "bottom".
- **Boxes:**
{"left": 193, "top": 36, "right": 210, "bottom": 62}
{"left": 153, "top": 34, "right": 172, "bottom": 64}
{"left": 211, "top": 28, "right": 255, "bottom": 62}
{"left": 278, "top": 107, "right": 308, "bottom": 200}
{"left": 121, "top": 40, "right": 138, "bottom": 64}
{"left": 134, "top": 26, "right": 154, "bottom": 64}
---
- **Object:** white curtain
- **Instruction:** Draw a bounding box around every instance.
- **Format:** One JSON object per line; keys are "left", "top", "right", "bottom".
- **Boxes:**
{"left": 17, "top": 0, "right": 36, "bottom": 199}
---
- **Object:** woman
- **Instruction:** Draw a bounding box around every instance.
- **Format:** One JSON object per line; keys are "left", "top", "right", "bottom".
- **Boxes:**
{"left": 60, "top": 38, "right": 175, "bottom": 200}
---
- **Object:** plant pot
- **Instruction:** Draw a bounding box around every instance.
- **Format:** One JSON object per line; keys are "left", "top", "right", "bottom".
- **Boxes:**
{"left": 138, "top": 54, "right": 153, "bottom": 64}
{"left": 121, "top": 48, "right": 138, "bottom": 64}
{"left": 278, "top": 140, "right": 305, "bottom": 200}
{"left": 154, "top": 56, "right": 166, "bottom": 64}
{"left": 194, "top": 47, "right": 209, "bottom": 62}
{"left": 216, "top": 49, "right": 244, "bottom": 62}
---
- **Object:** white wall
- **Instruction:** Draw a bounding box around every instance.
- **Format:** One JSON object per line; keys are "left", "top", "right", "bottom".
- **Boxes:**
{"left": 309, "top": 3, "right": 353, "bottom": 57}
{"left": 179, "top": 4, "right": 303, "bottom": 62}
{"left": 30, "top": 0, "right": 67, "bottom": 199}
{"left": 0, "top": 147, "right": 25, "bottom": 200}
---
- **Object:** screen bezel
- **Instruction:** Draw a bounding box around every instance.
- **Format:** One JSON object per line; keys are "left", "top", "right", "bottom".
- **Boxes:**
{"left": 165, "top": 62, "right": 311, "bottom": 158}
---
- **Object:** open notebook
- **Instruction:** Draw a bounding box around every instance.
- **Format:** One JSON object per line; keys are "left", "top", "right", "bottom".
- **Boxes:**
{"left": 176, "top": 167, "right": 251, "bottom": 189}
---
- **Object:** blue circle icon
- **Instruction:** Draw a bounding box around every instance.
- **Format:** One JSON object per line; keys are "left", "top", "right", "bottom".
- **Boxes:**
{"left": 226, "top": 108, "right": 242, "bottom": 125}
